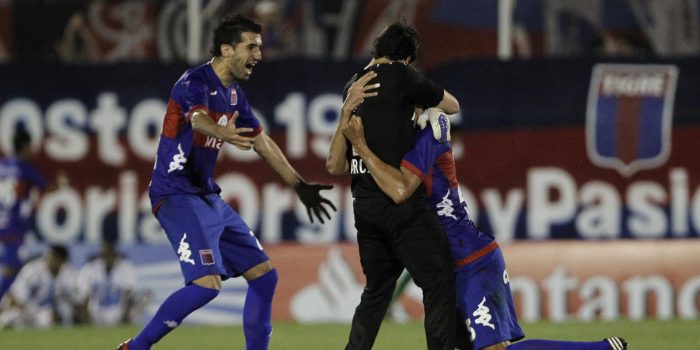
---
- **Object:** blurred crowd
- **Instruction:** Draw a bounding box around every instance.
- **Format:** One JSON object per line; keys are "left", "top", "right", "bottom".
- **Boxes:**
{"left": 1, "top": 0, "right": 699, "bottom": 68}
{"left": 0, "top": 238, "right": 151, "bottom": 329}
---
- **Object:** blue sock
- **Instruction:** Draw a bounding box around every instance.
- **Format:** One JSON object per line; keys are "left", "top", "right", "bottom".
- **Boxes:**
{"left": 243, "top": 269, "right": 278, "bottom": 350}
{"left": 130, "top": 283, "right": 219, "bottom": 350}
{"left": 509, "top": 339, "right": 612, "bottom": 350}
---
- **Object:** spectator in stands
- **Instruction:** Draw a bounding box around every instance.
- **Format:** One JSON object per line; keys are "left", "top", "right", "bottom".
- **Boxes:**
{"left": 0, "top": 245, "right": 78, "bottom": 329}
{"left": 55, "top": 6, "right": 101, "bottom": 63}
{"left": 251, "top": 0, "right": 299, "bottom": 59}
{"left": 75, "top": 234, "right": 149, "bottom": 326}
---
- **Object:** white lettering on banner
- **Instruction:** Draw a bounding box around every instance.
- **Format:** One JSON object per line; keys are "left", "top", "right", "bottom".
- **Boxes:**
{"left": 0, "top": 93, "right": 165, "bottom": 164}
{"left": 576, "top": 181, "right": 620, "bottom": 239}
{"left": 35, "top": 171, "right": 160, "bottom": 244}
{"left": 482, "top": 188, "right": 522, "bottom": 242}
{"left": 520, "top": 167, "right": 700, "bottom": 240}
{"left": 118, "top": 171, "right": 139, "bottom": 243}
{"left": 0, "top": 98, "right": 43, "bottom": 156}
{"left": 308, "top": 93, "right": 344, "bottom": 158}
{"left": 528, "top": 168, "right": 577, "bottom": 239}
{"left": 91, "top": 93, "right": 127, "bottom": 166}
{"left": 275, "top": 93, "right": 306, "bottom": 159}
{"left": 23, "top": 166, "right": 700, "bottom": 244}
{"left": 37, "top": 187, "right": 83, "bottom": 243}
{"left": 85, "top": 186, "right": 117, "bottom": 242}
{"left": 128, "top": 98, "right": 165, "bottom": 161}
{"left": 45, "top": 99, "right": 89, "bottom": 161}
{"left": 0, "top": 91, "right": 460, "bottom": 164}
{"left": 511, "top": 266, "right": 700, "bottom": 322}
{"left": 1, "top": 92, "right": 698, "bottom": 242}
{"left": 602, "top": 73, "right": 665, "bottom": 97}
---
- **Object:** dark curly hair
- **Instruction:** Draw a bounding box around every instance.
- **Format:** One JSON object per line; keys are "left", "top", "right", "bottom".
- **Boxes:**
{"left": 210, "top": 13, "right": 262, "bottom": 57}
{"left": 371, "top": 22, "right": 420, "bottom": 64}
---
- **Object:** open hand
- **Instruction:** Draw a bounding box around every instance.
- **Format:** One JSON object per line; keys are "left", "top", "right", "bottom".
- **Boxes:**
{"left": 296, "top": 182, "right": 337, "bottom": 224}
{"left": 221, "top": 111, "right": 255, "bottom": 150}
{"left": 342, "top": 71, "right": 380, "bottom": 114}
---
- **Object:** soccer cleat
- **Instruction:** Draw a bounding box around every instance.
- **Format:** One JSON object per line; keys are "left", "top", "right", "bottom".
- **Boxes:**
{"left": 116, "top": 338, "right": 132, "bottom": 350}
{"left": 605, "top": 337, "right": 628, "bottom": 350}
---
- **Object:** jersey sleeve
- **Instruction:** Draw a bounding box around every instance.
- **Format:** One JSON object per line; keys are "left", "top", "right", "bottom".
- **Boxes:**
{"left": 233, "top": 87, "right": 263, "bottom": 137}
{"left": 405, "top": 67, "right": 444, "bottom": 109}
{"left": 175, "top": 73, "right": 210, "bottom": 121}
{"left": 400, "top": 129, "right": 443, "bottom": 179}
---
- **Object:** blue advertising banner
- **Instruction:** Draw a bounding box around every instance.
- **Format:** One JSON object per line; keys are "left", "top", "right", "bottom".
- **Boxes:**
{"left": 1, "top": 58, "right": 700, "bottom": 244}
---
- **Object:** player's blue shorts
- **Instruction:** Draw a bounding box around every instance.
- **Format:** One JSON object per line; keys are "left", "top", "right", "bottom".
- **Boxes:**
{"left": 456, "top": 248, "right": 525, "bottom": 349}
{"left": 155, "top": 193, "right": 269, "bottom": 284}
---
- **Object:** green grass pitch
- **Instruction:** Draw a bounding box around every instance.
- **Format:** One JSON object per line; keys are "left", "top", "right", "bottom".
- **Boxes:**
{"left": 1, "top": 319, "right": 698, "bottom": 349}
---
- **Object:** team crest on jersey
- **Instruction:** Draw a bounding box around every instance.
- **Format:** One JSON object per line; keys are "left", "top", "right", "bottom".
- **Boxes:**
{"left": 199, "top": 249, "right": 215, "bottom": 265}
{"left": 586, "top": 64, "right": 678, "bottom": 177}
{"left": 231, "top": 89, "right": 238, "bottom": 106}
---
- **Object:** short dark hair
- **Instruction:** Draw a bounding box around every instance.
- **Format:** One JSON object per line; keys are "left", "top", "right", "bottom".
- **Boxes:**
{"left": 372, "top": 22, "right": 420, "bottom": 63}
{"left": 12, "top": 126, "right": 31, "bottom": 154}
{"left": 210, "top": 13, "right": 262, "bottom": 57}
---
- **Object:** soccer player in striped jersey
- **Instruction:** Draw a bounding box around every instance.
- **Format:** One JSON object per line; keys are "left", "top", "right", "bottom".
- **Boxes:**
{"left": 0, "top": 127, "right": 47, "bottom": 302}
{"left": 341, "top": 110, "right": 628, "bottom": 350}
{"left": 118, "top": 13, "right": 335, "bottom": 350}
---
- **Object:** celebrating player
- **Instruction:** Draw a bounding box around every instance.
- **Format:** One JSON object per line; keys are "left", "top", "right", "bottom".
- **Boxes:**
{"left": 118, "top": 13, "right": 335, "bottom": 350}
{"left": 0, "top": 127, "right": 47, "bottom": 302}
{"left": 327, "top": 22, "right": 461, "bottom": 350}
{"left": 341, "top": 111, "right": 628, "bottom": 350}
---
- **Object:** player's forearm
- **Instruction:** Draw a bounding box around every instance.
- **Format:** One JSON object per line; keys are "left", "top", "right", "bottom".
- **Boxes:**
{"left": 435, "top": 90, "right": 460, "bottom": 115}
{"left": 352, "top": 142, "right": 413, "bottom": 204}
{"left": 326, "top": 108, "right": 352, "bottom": 175}
{"left": 190, "top": 110, "right": 224, "bottom": 139}
{"left": 254, "top": 133, "right": 302, "bottom": 187}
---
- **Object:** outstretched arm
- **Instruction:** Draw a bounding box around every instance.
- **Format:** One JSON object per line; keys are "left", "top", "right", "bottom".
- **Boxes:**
{"left": 327, "top": 71, "right": 379, "bottom": 175}
{"left": 191, "top": 110, "right": 255, "bottom": 150}
{"left": 342, "top": 116, "right": 422, "bottom": 204}
{"left": 253, "top": 132, "right": 336, "bottom": 223}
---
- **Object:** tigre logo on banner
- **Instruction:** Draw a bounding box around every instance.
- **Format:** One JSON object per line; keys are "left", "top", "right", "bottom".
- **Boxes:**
{"left": 586, "top": 64, "right": 679, "bottom": 176}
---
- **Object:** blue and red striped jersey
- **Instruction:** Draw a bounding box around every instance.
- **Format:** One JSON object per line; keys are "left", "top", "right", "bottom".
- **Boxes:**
{"left": 401, "top": 128, "right": 495, "bottom": 267}
{"left": 148, "top": 63, "right": 262, "bottom": 212}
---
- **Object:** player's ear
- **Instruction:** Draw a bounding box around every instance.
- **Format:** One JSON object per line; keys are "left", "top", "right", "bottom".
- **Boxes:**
{"left": 220, "top": 44, "right": 233, "bottom": 57}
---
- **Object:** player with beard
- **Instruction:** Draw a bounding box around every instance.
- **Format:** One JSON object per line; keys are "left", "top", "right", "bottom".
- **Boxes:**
{"left": 118, "top": 13, "right": 335, "bottom": 350}
{"left": 327, "top": 22, "right": 460, "bottom": 350}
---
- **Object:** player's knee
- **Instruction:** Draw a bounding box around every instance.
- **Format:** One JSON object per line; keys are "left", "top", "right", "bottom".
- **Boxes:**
{"left": 192, "top": 274, "right": 223, "bottom": 290}
{"left": 243, "top": 260, "right": 275, "bottom": 281}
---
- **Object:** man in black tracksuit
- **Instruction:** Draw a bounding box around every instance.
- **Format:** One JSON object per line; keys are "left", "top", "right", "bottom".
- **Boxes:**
{"left": 327, "top": 22, "right": 461, "bottom": 350}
